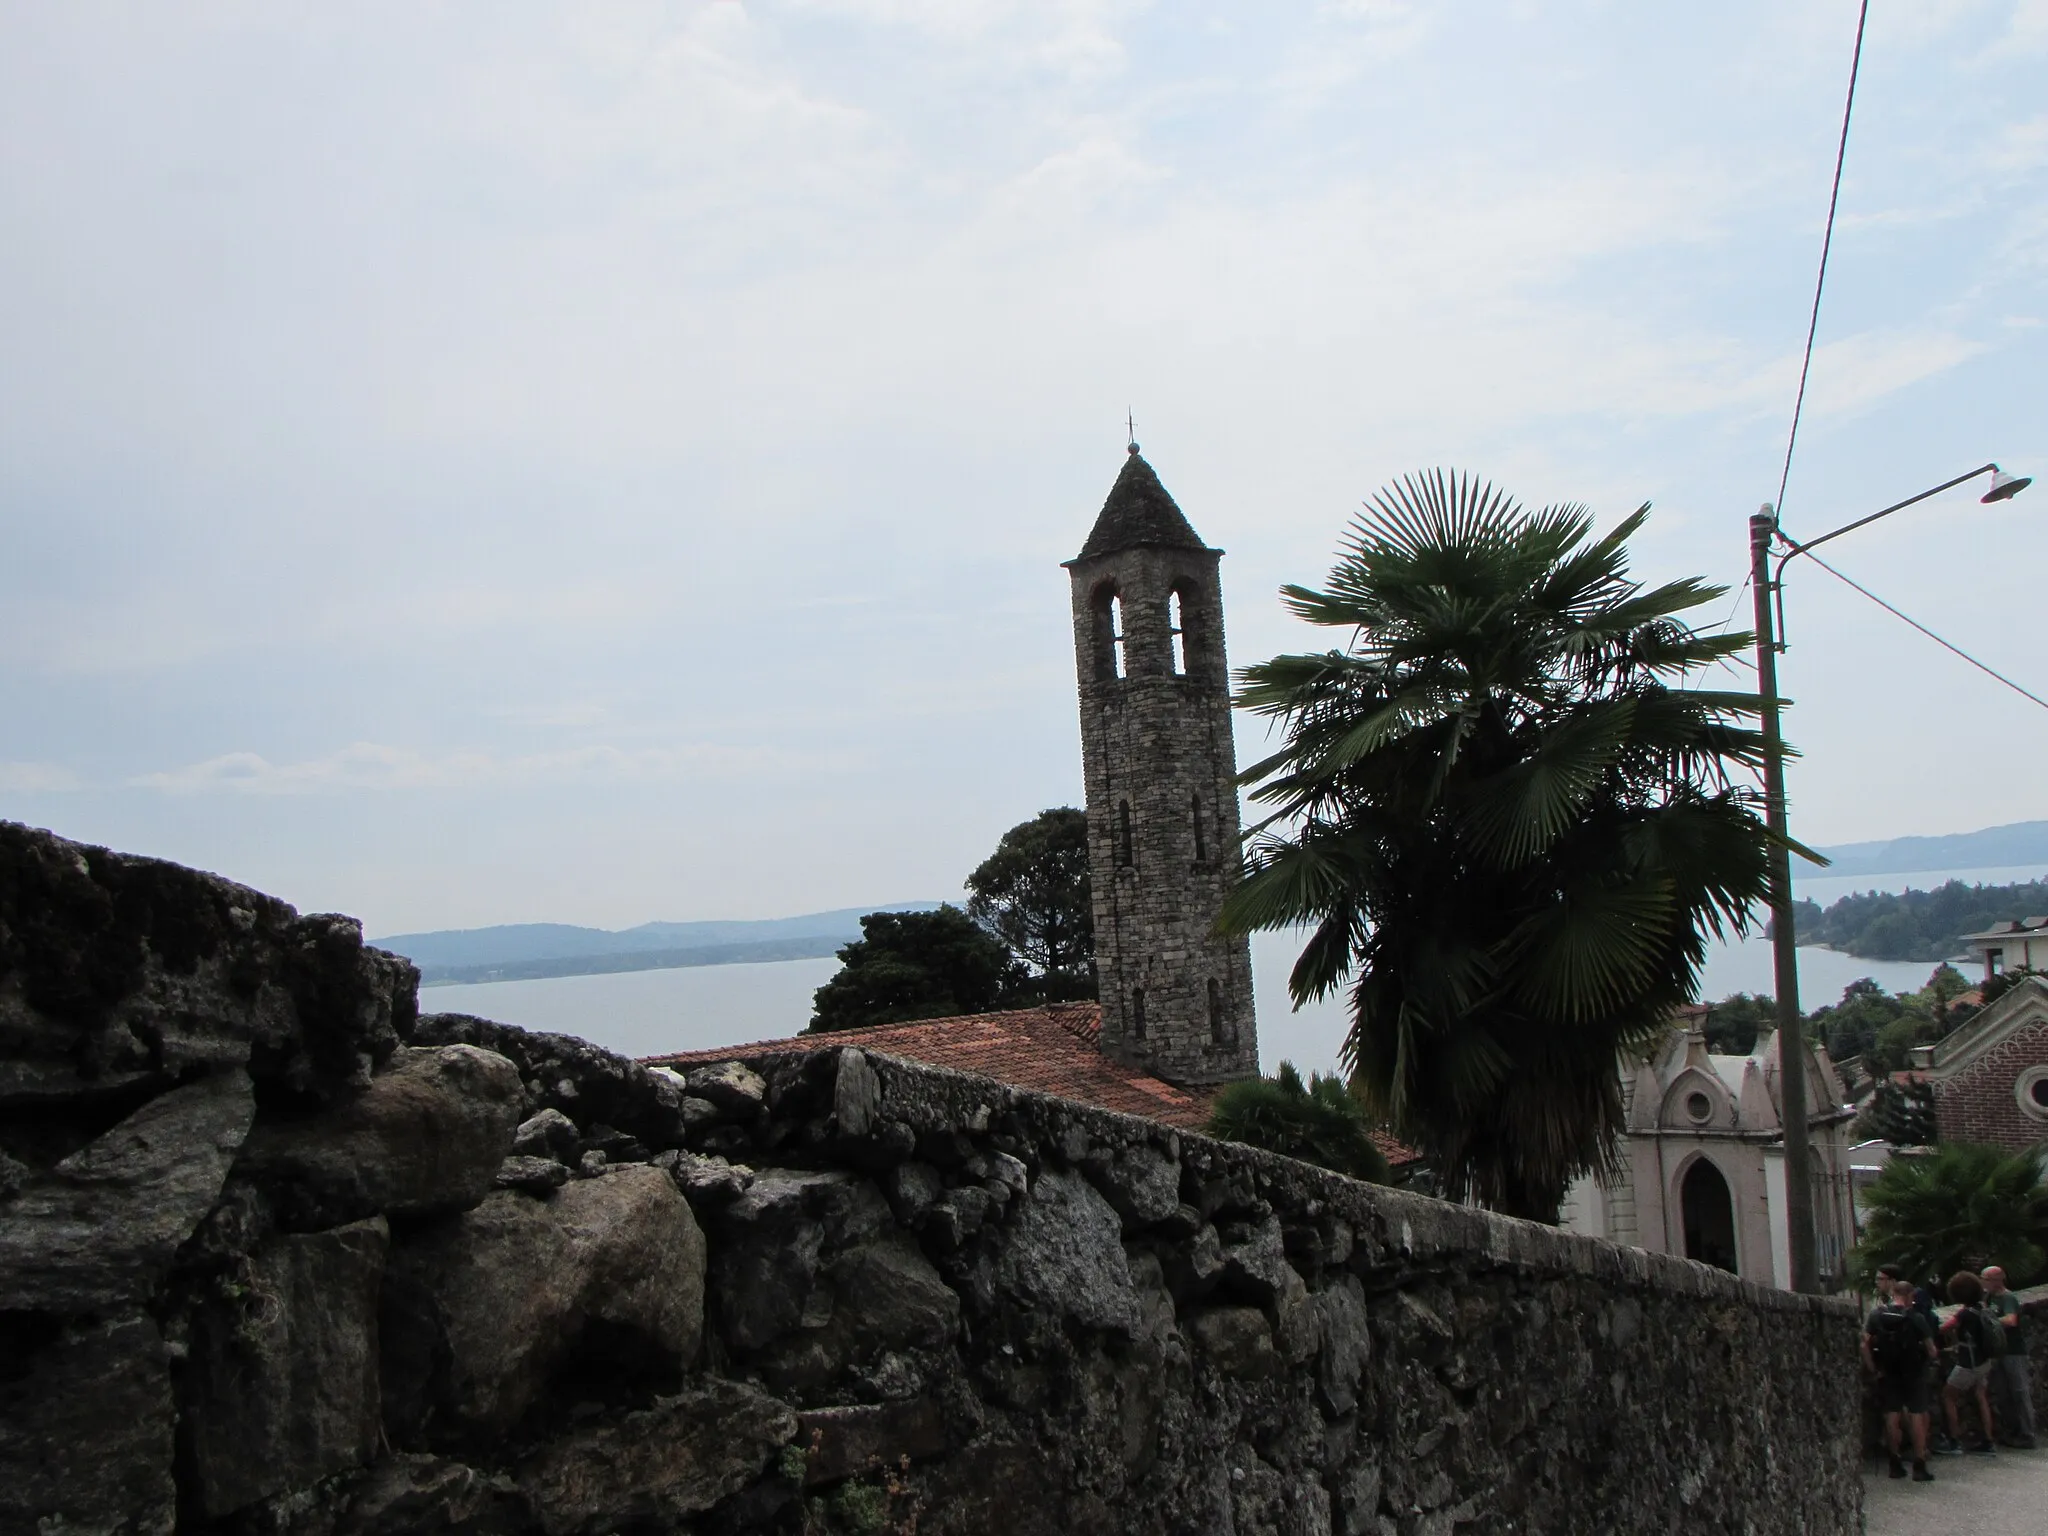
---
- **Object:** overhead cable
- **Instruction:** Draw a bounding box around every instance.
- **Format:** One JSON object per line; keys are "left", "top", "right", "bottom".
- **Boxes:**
{"left": 1773, "top": 0, "right": 1872, "bottom": 525}
{"left": 1802, "top": 548, "right": 2048, "bottom": 714}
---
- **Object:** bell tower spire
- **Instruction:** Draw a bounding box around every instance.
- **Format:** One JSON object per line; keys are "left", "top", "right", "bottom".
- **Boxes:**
{"left": 1062, "top": 449, "right": 1257, "bottom": 1086}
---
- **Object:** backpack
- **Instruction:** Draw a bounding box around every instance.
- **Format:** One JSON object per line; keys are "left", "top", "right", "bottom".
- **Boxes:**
{"left": 1955, "top": 1306, "right": 2005, "bottom": 1369}
{"left": 1869, "top": 1307, "right": 1919, "bottom": 1374}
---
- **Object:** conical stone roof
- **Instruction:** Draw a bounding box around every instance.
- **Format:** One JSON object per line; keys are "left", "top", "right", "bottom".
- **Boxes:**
{"left": 1074, "top": 448, "right": 1209, "bottom": 560}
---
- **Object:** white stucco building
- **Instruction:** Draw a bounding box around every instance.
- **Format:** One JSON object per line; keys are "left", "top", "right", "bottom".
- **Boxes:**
{"left": 1562, "top": 1020, "right": 1862, "bottom": 1290}
{"left": 1958, "top": 916, "right": 2048, "bottom": 981}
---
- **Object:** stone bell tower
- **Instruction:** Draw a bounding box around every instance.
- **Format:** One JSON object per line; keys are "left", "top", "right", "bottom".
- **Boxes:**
{"left": 1063, "top": 444, "right": 1257, "bottom": 1086}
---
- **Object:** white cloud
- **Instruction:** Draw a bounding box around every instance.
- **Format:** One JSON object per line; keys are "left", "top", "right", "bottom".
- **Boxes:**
{"left": 1802, "top": 329, "right": 1988, "bottom": 419}
{"left": 0, "top": 761, "right": 82, "bottom": 793}
{"left": 133, "top": 741, "right": 819, "bottom": 796}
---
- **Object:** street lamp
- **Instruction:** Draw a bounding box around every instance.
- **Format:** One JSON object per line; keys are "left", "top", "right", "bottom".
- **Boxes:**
{"left": 1749, "top": 462, "right": 2030, "bottom": 1294}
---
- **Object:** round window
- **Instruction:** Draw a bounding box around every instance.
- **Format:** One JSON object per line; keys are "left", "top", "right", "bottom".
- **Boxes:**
{"left": 1685, "top": 1091, "right": 1713, "bottom": 1124}
{"left": 2018, "top": 1066, "right": 2048, "bottom": 1123}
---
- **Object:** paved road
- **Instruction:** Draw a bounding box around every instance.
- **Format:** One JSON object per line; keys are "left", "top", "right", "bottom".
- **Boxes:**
{"left": 1863, "top": 1444, "right": 2045, "bottom": 1535}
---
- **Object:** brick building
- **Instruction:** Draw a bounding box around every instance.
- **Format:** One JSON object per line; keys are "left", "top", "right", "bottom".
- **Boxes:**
{"left": 1062, "top": 444, "right": 1258, "bottom": 1087}
{"left": 1909, "top": 973, "right": 2048, "bottom": 1152}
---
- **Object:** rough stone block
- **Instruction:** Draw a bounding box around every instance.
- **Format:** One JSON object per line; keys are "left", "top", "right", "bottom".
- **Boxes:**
{"left": 684, "top": 1059, "right": 766, "bottom": 1115}
{"left": 0, "top": 823, "right": 415, "bottom": 1110}
{"left": 996, "top": 1167, "right": 1139, "bottom": 1333}
{"left": 518, "top": 1380, "right": 796, "bottom": 1536}
{"left": 834, "top": 1047, "right": 880, "bottom": 1138}
{"left": 0, "top": 1313, "right": 176, "bottom": 1536}
{"left": 0, "top": 1067, "right": 254, "bottom": 1310}
{"left": 183, "top": 1217, "right": 389, "bottom": 1518}
{"left": 382, "top": 1165, "right": 706, "bottom": 1441}
{"left": 511, "top": 1107, "right": 579, "bottom": 1160}
{"left": 709, "top": 1168, "right": 891, "bottom": 1355}
{"left": 237, "top": 1044, "right": 522, "bottom": 1227}
{"left": 798, "top": 1396, "right": 949, "bottom": 1484}
{"left": 1190, "top": 1304, "right": 1279, "bottom": 1379}
{"left": 495, "top": 1154, "right": 569, "bottom": 1194}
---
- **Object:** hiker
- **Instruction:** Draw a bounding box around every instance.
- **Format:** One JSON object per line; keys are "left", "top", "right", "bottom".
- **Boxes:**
{"left": 1981, "top": 1265, "right": 2037, "bottom": 1448}
{"left": 1939, "top": 1271, "right": 2004, "bottom": 1454}
{"left": 1865, "top": 1274, "right": 1937, "bottom": 1481}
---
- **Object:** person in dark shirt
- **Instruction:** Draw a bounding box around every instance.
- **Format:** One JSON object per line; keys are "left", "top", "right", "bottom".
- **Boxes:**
{"left": 1981, "top": 1265, "right": 2035, "bottom": 1448}
{"left": 1864, "top": 1276, "right": 1938, "bottom": 1480}
{"left": 1940, "top": 1270, "right": 2002, "bottom": 1454}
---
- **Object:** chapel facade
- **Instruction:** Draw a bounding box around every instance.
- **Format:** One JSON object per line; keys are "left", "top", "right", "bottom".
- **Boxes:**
{"left": 1062, "top": 445, "right": 1258, "bottom": 1087}
{"left": 1561, "top": 1018, "right": 1862, "bottom": 1290}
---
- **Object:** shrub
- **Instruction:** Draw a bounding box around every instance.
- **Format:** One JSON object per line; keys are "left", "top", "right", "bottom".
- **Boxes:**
{"left": 1207, "top": 1062, "right": 1391, "bottom": 1184}
{"left": 1850, "top": 1141, "right": 2048, "bottom": 1290}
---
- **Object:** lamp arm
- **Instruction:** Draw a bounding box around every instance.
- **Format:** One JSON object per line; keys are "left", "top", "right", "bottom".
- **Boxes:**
{"left": 1762, "top": 463, "right": 2000, "bottom": 653}
{"left": 1775, "top": 462, "right": 1998, "bottom": 566}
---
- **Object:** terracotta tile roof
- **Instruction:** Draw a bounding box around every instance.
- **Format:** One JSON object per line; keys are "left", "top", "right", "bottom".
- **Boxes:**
{"left": 646, "top": 1003, "right": 1214, "bottom": 1131}
{"left": 643, "top": 1002, "right": 1422, "bottom": 1166}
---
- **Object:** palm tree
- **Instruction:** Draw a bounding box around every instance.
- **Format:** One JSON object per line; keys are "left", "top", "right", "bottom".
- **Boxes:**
{"left": 1851, "top": 1142, "right": 2048, "bottom": 1288}
{"left": 1221, "top": 471, "right": 1776, "bottom": 1221}
{"left": 1207, "top": 1061, "right": 1392, "bottom": 1184}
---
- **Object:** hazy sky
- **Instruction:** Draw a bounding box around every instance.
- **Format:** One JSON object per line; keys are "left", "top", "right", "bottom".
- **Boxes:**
{"left": 4, "top": 1, "right": 2046, "bottom": 937}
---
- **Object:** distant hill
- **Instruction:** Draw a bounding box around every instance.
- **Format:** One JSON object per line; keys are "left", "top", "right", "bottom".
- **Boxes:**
{"left": 1812, "top": 820, "right": 2048, "bottom": 879}
{"left": 373, "top": 902, "right": 940, "bottom": 986}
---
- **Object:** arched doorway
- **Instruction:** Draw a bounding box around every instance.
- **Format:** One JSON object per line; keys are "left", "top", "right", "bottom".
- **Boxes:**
{"left": 1680, "top": 1157, "right": 1738, "bottom": 1274}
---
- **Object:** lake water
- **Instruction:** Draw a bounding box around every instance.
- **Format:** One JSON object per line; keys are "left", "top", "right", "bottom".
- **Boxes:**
{"left": 423, "top": 862, "right": 2048, "bottom": 1078}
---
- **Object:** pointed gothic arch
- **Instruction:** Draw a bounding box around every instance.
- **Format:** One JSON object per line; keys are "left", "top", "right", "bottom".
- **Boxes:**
{"left": 1677, "top": 1154, "right": 1738, "bottom": 1274}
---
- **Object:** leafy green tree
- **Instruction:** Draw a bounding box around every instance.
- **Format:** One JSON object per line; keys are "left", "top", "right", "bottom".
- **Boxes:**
{"left": 808, "top": 906, "right": 1023, "bottom": 1033}
{"left": 1850, "top": 1142, "right": 2048, "bottom": 1289}
{"left": 1808, "top": 977, "right": 1909, "bottom": 1068}
{"left": 1978, "top": 966, "right": 2043, "bottom": 1011}
{"left": 1220, "top": 472, "right": 1776, "bottom": 1221}
{"left": 1783, "top": 877, "right": 2048, "bottom": 963}
{"left": 1923, "top": 962, "right": 1975, "bottom": 1023}
{"left": 1700, "top": 993, "right": 1773, "bottom": 1056}
{"left": 1855, "top": 1077, "right": 1937, "bottom": 1147}
{"left": 1809, "top": 966, "right": 1977, "bottom": 1073}
{"left": 1207, "top": 1062, "right": 1391, "bottom": 1183}
{"left": 965, "top": 808, "right": 1095, "bottom": 1003}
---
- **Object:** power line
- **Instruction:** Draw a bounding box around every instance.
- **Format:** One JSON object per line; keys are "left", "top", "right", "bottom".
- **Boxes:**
{"left": 1773, "top": 0, "right": 1871, "bottom": 524}
{"left": 1801, "top": 547, "right": 2048, "bottom": 713}
{"left": 1708, "top": 574, "right": 1758, "bottom": 680}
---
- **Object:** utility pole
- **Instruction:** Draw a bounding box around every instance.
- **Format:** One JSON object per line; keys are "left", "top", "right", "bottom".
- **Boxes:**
{"left": 1750, "top": 506, "right": 1817, "bottom": 1294}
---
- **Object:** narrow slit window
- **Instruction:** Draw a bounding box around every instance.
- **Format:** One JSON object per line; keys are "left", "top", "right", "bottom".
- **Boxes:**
{"left": 1131, "top": 988, "right": 1147, "bottom": 1039}
{"left": 1191, "top": 793, "right": 1205, "bottom": 861}
{"left": 1208, "top": 978, "right": 1228, "bottom": 1045}
{"left": 1110, "top": 593, "right": 1127, "bottom": 679}
{"left": 1117, "top": 800, "right": 1134, "bottom": 867}
{"left": 1168, "top": 590, "right": 1187, "bottom": 675}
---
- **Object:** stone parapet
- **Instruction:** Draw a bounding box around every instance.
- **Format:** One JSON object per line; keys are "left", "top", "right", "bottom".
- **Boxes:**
{"left": 0, "top": 824, "right": 1863, "bottom": 1535}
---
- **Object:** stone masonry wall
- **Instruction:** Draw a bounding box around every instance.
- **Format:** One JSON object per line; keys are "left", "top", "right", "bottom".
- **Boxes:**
{"left": 0, "top": 823, "right": 1864, "bottom": 1535}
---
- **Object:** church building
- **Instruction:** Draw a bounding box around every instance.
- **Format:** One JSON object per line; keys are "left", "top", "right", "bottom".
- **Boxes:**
{"left": 1561, "top": 1017, "right": 1861, "bottom": 1290}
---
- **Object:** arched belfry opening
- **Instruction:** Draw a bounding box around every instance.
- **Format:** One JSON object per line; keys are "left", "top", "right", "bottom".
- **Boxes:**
{"left": 1090, "top": 583, "right": 1126, "bottom": 681}
{"left": 1063, "top": 444, "right": 1257, "bottom": 1087}
{"left": 1680, "top": 1157, "right": 1738, "bottom": 1274}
